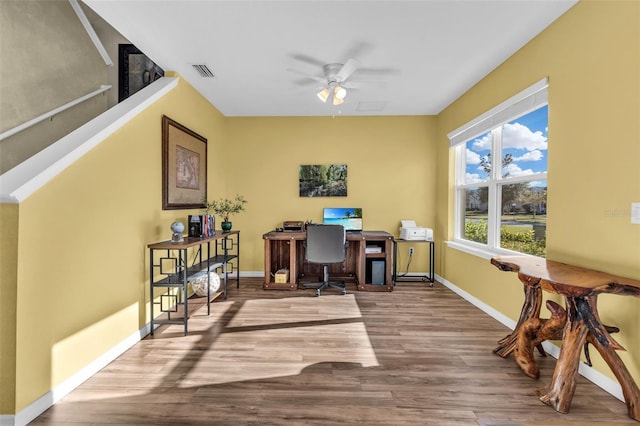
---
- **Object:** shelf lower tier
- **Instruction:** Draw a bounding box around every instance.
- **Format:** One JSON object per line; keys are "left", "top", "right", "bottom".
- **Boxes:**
{"left": 152, "top": 261, "right": 225, "bottom": 286}
{"left": 151, "top": 291, "right": 223, "bottom": 327}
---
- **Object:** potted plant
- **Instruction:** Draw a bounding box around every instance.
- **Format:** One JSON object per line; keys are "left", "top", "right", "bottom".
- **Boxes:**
{"left": 203, "top": 194, "right": 247, "bottom": 231}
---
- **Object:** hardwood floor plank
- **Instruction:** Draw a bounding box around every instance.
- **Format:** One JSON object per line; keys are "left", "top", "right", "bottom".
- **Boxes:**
{"left": 30, "top": 279, "right": 636, "bottom": 425}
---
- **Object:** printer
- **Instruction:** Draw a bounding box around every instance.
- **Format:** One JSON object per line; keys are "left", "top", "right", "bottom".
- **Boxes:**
{"left": 399, "top": 220, "right": 433, "bottom": 241}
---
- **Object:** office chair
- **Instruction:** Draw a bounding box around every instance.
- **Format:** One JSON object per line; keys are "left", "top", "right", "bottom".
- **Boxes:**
{"left": 302, "top": 224, "right": 348, "bottom": 296}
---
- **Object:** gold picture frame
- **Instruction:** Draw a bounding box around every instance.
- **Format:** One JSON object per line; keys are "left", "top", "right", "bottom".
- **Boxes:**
{"left": 162, "top": 115, "right": 207, "bottom": 210}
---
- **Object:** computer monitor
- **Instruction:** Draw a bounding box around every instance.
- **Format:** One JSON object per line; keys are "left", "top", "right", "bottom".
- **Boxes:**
{"left": 322, "top": 207, "right": 363, "bottom": 232}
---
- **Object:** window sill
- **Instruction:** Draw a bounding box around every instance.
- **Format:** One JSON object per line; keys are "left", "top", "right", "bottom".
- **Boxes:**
{"left": 446, "top": 239, "right": 541, "bottom": 261}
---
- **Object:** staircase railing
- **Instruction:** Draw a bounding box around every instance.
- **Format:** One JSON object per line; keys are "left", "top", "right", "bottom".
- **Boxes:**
{"left": 0, "top": 85, "right": 112, "bottom": 141}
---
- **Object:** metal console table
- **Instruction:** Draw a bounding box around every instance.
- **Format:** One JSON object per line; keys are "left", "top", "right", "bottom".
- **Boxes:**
{"left": 147, "top": 230, "right": 239, "bottom": 335}
{"left": 393, "top": 239, "right": 435, "bottom": 286}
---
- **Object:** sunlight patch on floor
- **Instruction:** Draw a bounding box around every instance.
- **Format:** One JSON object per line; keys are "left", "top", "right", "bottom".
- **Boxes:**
{"left": 226, "top": 293, "right": 363, "bottom": 327}
{"left": 181, "top": 294, "right": 378, "bottom": 386}
{"left": 181, "top": 322, "right": 378, "bottom": 386}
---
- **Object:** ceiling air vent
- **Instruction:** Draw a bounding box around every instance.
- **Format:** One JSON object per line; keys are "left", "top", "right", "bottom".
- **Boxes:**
{"left": 192, "top": 64, "right": 214, "bottom": 78}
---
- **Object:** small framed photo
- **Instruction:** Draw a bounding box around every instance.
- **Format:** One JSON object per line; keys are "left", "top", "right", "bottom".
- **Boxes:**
{"left": 299, "top": 164, "right": 347, "bottom": 197}
{"left": 162, "top": 115, "right": 207, "bottom": 210}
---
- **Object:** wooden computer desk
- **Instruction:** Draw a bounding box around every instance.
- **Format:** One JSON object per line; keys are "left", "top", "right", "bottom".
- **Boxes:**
{"left": 491, "top": 255, "right": 640, "bottom": 421}
{"left": 262, "top": 230, "right": 394, "bottom": 291}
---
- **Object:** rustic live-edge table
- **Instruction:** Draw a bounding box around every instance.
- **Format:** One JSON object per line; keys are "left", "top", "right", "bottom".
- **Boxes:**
{"left": 491, "top": 255, "right": 640, "bottom": 422}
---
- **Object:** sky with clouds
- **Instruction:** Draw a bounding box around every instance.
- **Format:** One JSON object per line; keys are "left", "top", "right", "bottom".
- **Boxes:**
{"left": 465, "top": 105, "right": 548, "bottom": 183}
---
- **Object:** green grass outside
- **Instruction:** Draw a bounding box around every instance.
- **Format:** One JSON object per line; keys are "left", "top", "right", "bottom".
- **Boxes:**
{"left": 466, "top": 212, "right": 547, "bottom": 224}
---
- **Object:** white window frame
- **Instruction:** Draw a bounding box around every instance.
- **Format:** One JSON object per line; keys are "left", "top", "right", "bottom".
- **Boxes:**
{"left": 447, "top": 78, "right": 549, "bottom": 259}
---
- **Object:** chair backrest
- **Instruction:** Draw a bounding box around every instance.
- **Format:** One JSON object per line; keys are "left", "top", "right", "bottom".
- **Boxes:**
{"left": 305, "top": 224, "right": 346, "bottom": 264}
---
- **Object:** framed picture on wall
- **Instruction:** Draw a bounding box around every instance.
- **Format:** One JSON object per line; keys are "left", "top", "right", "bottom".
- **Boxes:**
{"left": 118, "top": 44, "right": 164, "bottom": 102}
{"left": 162, "top": 115, "right": 207, "bottom": 210}
{"left": 299, "top": 164, "right": 347, "bottom": 197}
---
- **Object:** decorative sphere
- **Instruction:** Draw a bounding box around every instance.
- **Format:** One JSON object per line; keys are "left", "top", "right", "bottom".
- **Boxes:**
{"left": 171, "top": 221, "right": 185, "bottom": 234}
{"left": 191, "top": 272, "right": 221, "bottom": 297}
{"left": 170, "top": 221, "right": 185, "bottom": 243}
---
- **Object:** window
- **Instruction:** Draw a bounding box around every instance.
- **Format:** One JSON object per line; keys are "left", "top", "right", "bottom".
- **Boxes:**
{"left": 449, "top": 79, "right": 548, "bottom": 257}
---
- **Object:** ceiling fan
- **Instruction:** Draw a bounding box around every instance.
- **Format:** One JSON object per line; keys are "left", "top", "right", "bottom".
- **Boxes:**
{"left": 290, "top": 58, "right": 363, "bottom": 106}
{"left": 315, "top": 59, "right": 361, "bottom": 106}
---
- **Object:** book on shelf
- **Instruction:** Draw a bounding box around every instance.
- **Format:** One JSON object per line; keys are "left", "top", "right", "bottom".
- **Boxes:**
{"left": 188, "top": 214, "right": 216, "bottom": 238}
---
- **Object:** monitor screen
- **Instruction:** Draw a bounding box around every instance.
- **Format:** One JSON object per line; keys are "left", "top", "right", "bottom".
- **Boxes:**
{"left": 323, "top": 208, "right": 363, "bottom": 231}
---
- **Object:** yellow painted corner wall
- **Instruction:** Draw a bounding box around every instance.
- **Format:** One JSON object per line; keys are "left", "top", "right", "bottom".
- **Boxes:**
{"left": 11, "top": 76, "right": 225, "bottom": 412}
{"left": 221, "top": 115, "right": 437, "bottom": 272}
{"left": 0, "top": 203, "right": 19, "bottom": 413}
{"left": 436, "top": 0, "right": 640, "bottom": 385}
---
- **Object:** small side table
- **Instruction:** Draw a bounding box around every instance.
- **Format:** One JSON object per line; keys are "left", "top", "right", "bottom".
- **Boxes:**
{"left": 393, "top": 239, "right": 435, "bottom": 286}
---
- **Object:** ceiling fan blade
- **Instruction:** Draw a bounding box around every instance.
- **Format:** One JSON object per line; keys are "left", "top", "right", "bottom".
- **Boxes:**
{"left": 336, "top": 58, "right": 361, "bottom": 82}
{"left": 290, "top": 53, "right": 326, "bottom": 68}
{"left": 342, "top": 80, "right": 386, "bottom": 89}
{"left": 341, "top": 81, "right": 366, "bottom": 89}
{"left": 287, "top": 68, "right": 326, "bottom": 82}
{"left": 342, "top": 41, "right": 374, "bottom": 62}
{"left": 355, "top": 67, "right": 400, "bottom": 77}
{"left": 293, "top": 78, "right": 322, "bottom": 86}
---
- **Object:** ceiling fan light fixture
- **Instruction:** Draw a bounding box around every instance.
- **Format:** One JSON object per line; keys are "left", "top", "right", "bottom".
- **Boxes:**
{"left": 317, "top": 87, "right": 330, "bottom": 103}
{"left": 334, "top": 85, "right": 347, "bottom": 100}
{"left": 332, "top": 96, "right": 344, "bottom": 106}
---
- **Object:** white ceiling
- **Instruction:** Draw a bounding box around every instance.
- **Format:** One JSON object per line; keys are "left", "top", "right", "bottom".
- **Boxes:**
{"left": 83, "top": 0, "right": 577, "bottom": 117}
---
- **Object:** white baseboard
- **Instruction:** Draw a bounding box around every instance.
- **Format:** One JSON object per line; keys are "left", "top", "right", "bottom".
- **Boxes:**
{"left": 239, "top": 271, "right": 264, "bottom": 278}
{"left": 6, "top": 275, "right": 264, "bottom": 425}
{"left": 436, "top": 273, "right": 624, "bottom": 402}
{"left": 8, "top": 325, "right": 151, "bottom": 426}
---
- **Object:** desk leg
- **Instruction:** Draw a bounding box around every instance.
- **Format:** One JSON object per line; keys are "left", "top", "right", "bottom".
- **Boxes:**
{"left": 494, "top": 278, "right": 543, "bottom": 357}
{"left": 263, "top": 239, "right": 272, "bottom": 288}
{"left": 428, "top": 241, "right": 435, "bottom": 285}
{"left": 289, "top": 239, "right": 298, "bottom": 288}
{"left": 392, "top": 240, "right": 397, "bottom": 285}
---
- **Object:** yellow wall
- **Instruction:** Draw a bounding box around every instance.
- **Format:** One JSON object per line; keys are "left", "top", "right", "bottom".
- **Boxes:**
{"left": 436, "top": 0, "right": 640, "bottom": 384}
{"left": 0, "top": 203, "right": 19, "bottom": 413}
{"left": 8, "top": 76, "right": 226, "bottom": 412}
{"left": 222, "top": 116, "right": 437, "bottom": 271}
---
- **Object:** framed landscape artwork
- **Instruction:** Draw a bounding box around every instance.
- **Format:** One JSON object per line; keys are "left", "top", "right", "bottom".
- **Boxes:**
{"left": 299, "top": 164, "right": 347, "bottom": 197}
{"left": 162, "top": 115, "right": 207, "bottom": 210}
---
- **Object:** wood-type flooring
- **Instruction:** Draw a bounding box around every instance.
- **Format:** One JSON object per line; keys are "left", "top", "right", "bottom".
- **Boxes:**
{"left": 31, "top": 278, "right": 637, "bottom": 425}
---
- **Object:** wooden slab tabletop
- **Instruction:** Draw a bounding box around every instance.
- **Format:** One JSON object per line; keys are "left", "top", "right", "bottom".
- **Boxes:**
{"left": 491, "top": 255, "right": 640, "bottom": 297}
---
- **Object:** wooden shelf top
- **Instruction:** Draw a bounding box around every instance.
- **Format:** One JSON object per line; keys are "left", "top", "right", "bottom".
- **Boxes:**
{"left": 148, "top": 231, "right": 239, "bottom": 249}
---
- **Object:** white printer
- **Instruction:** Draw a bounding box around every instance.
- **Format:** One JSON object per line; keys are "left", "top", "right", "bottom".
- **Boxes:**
{"left": 399, "top": 220, "right": 433, "bottom": 241}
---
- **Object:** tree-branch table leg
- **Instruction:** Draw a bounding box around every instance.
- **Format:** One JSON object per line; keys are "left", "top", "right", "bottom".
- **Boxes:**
{"left": 494, "top": 275, "right": 543, "bottom": 358}
{"left": 538, "top": 296, "right": 589, "bottom": 413}
{"left": 514, "top": 300, "right": 566, "bottom": 379}
{"left": 538, "top": 295, "right": 635, "bottom": 418}
{"left": 582, "top": 295, "right": 639, "bottom": 421}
